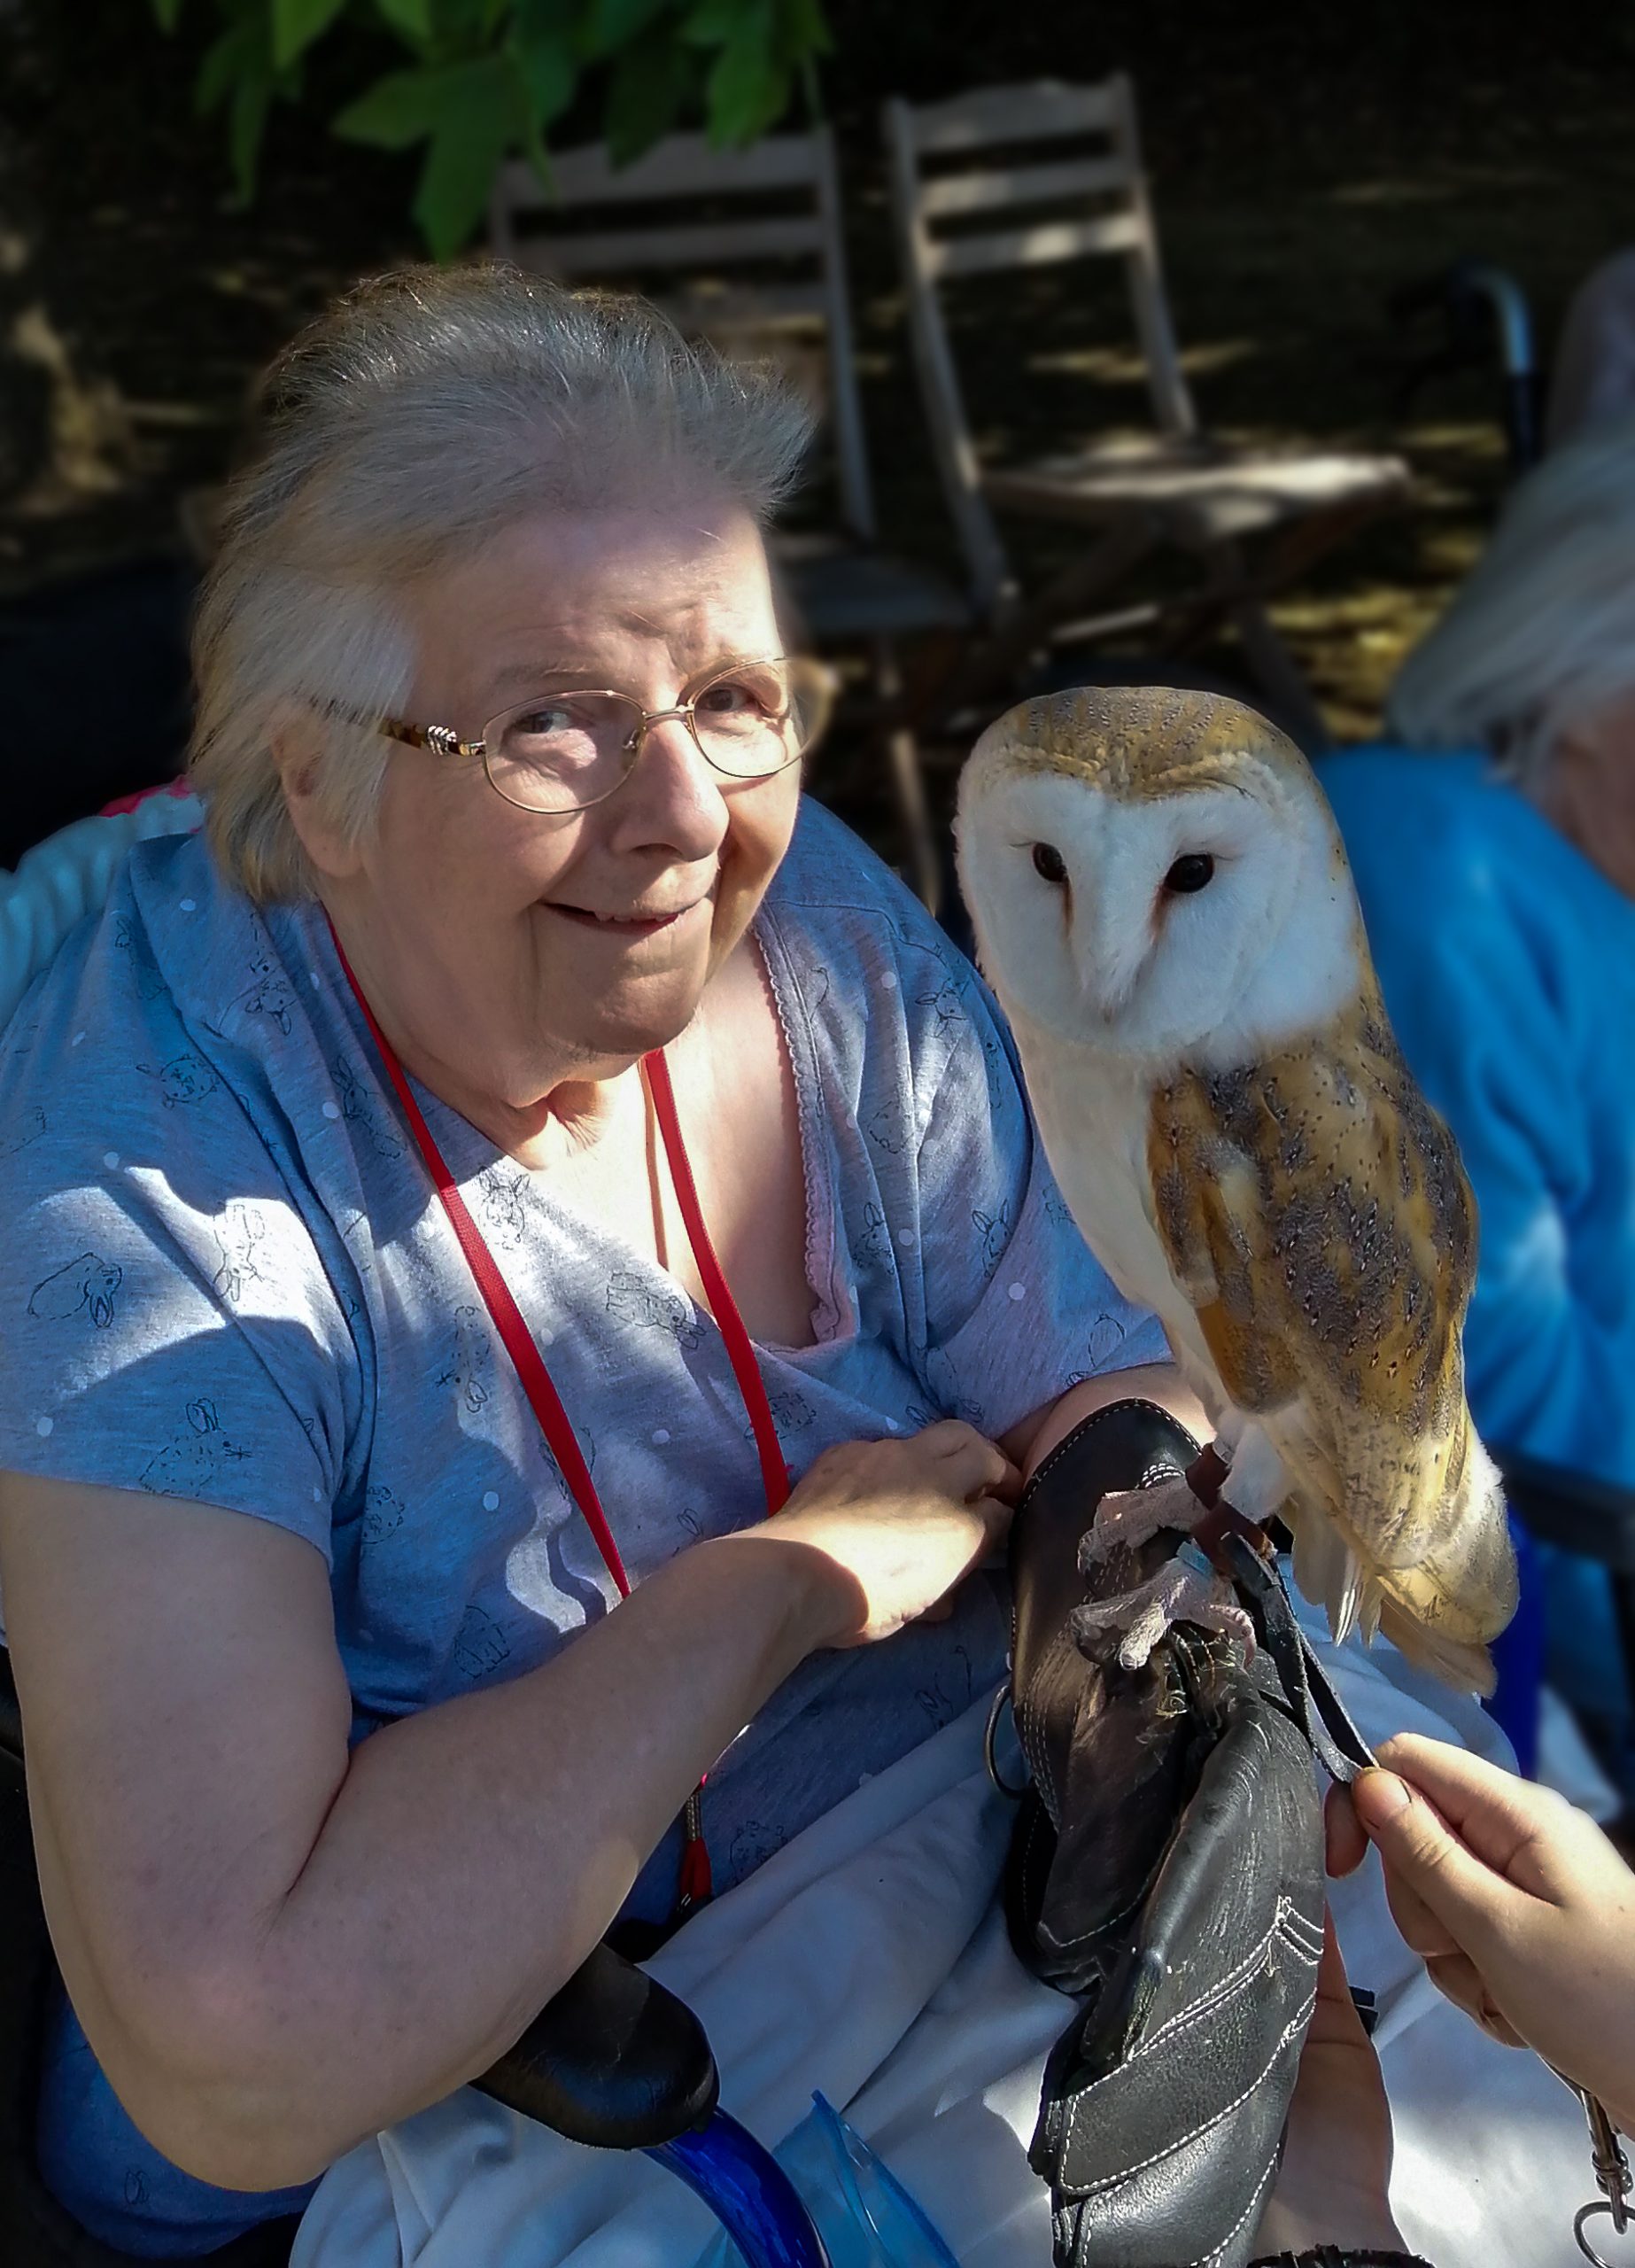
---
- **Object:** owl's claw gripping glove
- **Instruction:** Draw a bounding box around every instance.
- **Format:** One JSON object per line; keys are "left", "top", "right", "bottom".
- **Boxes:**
{"left": 1003, "top": 1401, "right": 1372, "bottom": 2268}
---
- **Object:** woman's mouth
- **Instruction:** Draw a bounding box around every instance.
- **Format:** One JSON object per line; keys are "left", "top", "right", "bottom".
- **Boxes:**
{"left": 545, "top": 897, "right": 707, "bottom": 939}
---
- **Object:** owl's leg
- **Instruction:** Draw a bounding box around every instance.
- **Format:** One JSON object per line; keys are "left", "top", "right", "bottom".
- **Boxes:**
{"left": 1074, "top": 1410, "right": 1273, "bottom": 1665}
{"left": 1073, "top": 1550, "right": 1255, "bottom": 1672}
{"left": 1078, "top": 1472, "right": 1201, "bottom": 1568}
{"left": 1079, "top": 1417, "right": 1243, "bottom": 1567}
{"left": 1211, "top": 1420, "right": 1287, "bottom": 1527}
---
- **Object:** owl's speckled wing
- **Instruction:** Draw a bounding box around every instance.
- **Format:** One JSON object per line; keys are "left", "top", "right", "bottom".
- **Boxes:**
{"left": 1146, "top": 986, "right": 1516, "bottom": 1679}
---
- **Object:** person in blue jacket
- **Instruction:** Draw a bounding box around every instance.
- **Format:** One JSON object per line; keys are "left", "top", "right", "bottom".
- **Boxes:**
{"left": 1322, "top": 415, "right": 1635, "bottom": 1756}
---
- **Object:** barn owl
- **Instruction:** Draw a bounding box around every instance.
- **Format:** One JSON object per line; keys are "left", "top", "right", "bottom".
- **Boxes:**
{"left": 956, "top": 685, "right": 1517, "bottom": 1690}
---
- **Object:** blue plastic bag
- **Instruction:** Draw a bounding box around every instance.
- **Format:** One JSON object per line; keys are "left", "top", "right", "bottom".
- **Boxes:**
{"left": 690, "top": 2093, "right": 960, "bottom": 2268}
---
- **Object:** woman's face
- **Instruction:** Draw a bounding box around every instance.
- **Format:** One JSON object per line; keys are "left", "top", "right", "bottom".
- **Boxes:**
{"left": 1545, "top": 687, "right": 1635, "bottom": 899}
{"left": 310, "top": 500, "right": 802, "bottom": 1109}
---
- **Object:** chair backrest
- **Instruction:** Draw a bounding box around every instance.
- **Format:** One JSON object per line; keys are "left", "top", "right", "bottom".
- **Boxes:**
{"left": 883, "top": 76, "right": 1196, "bottom": 613}
{"left": 490, "top": 128, "right": 876, "bottom": 541}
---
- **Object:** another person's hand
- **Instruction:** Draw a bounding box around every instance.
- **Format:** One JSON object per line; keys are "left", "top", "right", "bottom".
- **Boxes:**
{"left": 1329, "top": 1732, "right": 1635, "bottom": 2133}
{"left": 1253, "top": 1918, "right": 1404, "bottom": 2257}
{"left": 733, "top": 1420, "right": 1019, "bottom": 1647}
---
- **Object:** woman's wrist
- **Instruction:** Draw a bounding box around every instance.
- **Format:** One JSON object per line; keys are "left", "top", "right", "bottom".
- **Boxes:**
{"left": 695, "top": 1526, "right": 858, "bottom": 1662}
{"left": 1254, "top": 2194, "right": 1406, "bottom": 2257}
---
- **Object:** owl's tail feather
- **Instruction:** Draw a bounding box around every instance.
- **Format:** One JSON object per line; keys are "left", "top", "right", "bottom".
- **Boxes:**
{"left": 1376, "top": 1600, "right": 1499, "bottom": 1699}
{"left": 1287, "top": 1502, "right": 1499, "bottom": 1696}
{"left": 1288, "top": 1514, "right": 1366, "bottom": 1649}
{"left": 1283, "top": 1408, "right": 1515, "bottom": 1697}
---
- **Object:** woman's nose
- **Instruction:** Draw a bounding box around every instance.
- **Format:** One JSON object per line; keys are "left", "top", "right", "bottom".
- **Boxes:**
{"left": 606, "top": 713, "right": 730, "bottom": 860}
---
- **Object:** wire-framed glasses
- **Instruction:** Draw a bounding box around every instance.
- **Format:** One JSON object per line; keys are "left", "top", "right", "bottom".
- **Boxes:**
{"left": 376, "top": 654, "right": 833, "bottom": 816}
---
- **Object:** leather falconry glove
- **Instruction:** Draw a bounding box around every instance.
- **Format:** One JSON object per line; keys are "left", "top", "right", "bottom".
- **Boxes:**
{"left": 1002, "top": 1401, "right": 1375, "bottom": 2268}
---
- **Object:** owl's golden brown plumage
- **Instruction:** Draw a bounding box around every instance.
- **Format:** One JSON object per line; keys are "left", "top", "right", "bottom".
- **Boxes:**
{"left": 956, "top": 683, "right": 1517, "bottom": 1689}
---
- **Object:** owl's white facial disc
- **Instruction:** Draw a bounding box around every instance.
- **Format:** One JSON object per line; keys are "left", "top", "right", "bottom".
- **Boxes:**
{"left": 957, "top": 749, "right": 1361, "bottom": 1064}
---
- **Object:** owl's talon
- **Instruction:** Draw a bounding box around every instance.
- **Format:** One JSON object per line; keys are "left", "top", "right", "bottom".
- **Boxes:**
{"left": 1073, "top": 1555, "right": 1256, "bottom": 1672}
{"left": 1078, "top": 1472, "right": 1199, "bottom": 1569}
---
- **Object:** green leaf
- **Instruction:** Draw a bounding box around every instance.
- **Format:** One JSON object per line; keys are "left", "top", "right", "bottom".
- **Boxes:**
{"left": 426, "top": 0, "right": 508, "bottom": 49}
{"left": 705, "top": 3, "right": 787, "bottom": 145}
{"left": 195, "top": 7, "right": 267, "bottom": 117}
{"left": 773, "top": 0, "right": 830, "bottom": 61}
{"left": 196, "top": 23, "right": 244, "bottom": 113}
{"left": 333, "top": 62, "right": 450, "bottom": 145}
{"left": 272, "top": 0, "right": 348, "bottom": 68}
{"left": 229, "top": 64, "right": 278, "bottom": 201}
{"left": 151, "top": 0, "right": 186, "bottom": 30}
{"left": 409, "top": 52, "right": 520, "bottom": 256}
{"left": 375, "top": 0, "right": 434, "bottom": 39}
{"left": 582, "top": 0, "right": 672, "bottom": 60}
{"left": 680, "top": 0, "right": 750, "bottom": 44}
{"left": 604, "top": 34, "right": 687, "bottom": 164}
{"left": 511, "top": 6, "right": 577, "bottom": 125}
{"left": 190, "top": 2, "right": 299, "bottom": 199}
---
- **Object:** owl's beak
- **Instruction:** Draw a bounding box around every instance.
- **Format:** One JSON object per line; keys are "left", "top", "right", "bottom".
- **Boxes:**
{"left": 1070, "top": 896, "right": 1146, "bottom": 1024}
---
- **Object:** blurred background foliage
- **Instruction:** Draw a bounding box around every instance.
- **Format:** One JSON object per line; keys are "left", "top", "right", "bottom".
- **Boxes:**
{"left": 147, "top": 0, "right": 832, "bottom": 259}
{"left": 3, "top": 0, "right": 1632, "bottom": 770}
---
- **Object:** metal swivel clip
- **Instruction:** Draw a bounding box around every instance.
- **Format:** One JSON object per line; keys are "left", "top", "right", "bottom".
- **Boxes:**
{"left": 1566, "top": 2081, "right": 1633, "bottom": 2265}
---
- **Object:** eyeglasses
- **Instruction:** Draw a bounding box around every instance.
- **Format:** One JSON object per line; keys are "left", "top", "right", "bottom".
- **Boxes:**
{"left": 374, "top": 655, "right": 834, "bottom": 816}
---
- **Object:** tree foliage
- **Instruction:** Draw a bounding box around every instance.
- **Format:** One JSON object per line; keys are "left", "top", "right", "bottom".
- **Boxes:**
{"left": 148, "top": 0, "right": 832, "bottom": 259}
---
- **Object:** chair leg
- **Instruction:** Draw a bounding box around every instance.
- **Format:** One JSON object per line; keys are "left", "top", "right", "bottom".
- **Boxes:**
{"left": 1166, "top": 501, "right": 1406, "bottom": 751}
{"left": 1230, "top": 594, "right": 1332, "bottom": 753}
{"left": 1613, "top": 1573, "right": 1635, "bottom": 1728}
{"left": 917, "top": 518, "right": 1159, "bottom": 731}
{"left": 872, "top": 638, "right": 941, "bottom": 913}
{"left": 1183, "top": 535, "right": 1330, "bottom": 753}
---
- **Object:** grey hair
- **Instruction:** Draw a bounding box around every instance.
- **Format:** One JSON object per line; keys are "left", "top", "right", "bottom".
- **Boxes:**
{"left": 1386, "top": 411, "right": 1635, "bottom": 790}
{"left": 190, "top": 263, "right": 817, "bottom": 900}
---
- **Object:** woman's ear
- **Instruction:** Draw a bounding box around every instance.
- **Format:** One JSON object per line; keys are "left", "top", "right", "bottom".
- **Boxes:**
{"left": 268, "top": 703, "right": 364, "bottom": 882}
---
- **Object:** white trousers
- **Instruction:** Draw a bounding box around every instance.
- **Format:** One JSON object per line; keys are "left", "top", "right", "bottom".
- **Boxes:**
{"left": 291, "top": 1613, "right": 1590, "bottom": 2268}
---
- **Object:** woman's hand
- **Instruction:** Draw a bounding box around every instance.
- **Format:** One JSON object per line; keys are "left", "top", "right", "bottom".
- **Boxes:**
{"left": 1329, "top": 1731, "right": 1635, "bottom": 2133}
{"left": 730, "top": 1419, "right": 1019, "bottom": 1649}
{"left": 1253, "top": 1917, "right": 1403, "bottom": 2256}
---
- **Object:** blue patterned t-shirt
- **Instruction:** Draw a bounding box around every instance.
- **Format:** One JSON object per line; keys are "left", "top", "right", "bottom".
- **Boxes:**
{"left": 0, "top": 796, "right": 1165, "bottom": 2255}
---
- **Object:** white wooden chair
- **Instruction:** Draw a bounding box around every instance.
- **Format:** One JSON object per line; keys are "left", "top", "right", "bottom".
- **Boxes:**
{"left": 491, "top": 129, "right": 968, "bottom": 906}
{"left": 883, "top": 77, "right": 1411, "bottom": 748}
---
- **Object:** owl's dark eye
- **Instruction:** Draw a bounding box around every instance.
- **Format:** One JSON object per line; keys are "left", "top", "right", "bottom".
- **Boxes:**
{"left": 1163, "top": 853, "right": 1215, "bottom": 895}
{"left": 1032, "top": 842, "right": 1068, "bottom": 884}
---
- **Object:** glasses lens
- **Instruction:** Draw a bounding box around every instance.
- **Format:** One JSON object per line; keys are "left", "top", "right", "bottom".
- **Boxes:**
{"left": 691, "top": 659, "right": 825, "bottom": 779}
{"left": 483, "top": 693, "right": 642, "bottom": 812}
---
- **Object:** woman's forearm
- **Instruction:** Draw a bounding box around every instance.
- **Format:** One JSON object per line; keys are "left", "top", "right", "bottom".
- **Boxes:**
{"left": 1006, "top": 1362, "right": 1207, "bottom": 1480}
{"left": 9, "top": 1426, "right": 1009, "bottom": 2194}
{"left": 120, "top": 1531, "right": 838, "bottom": 2190}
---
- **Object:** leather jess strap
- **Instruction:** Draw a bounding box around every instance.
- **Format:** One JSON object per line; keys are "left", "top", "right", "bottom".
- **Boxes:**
{"left": 1217, "top": 1534, "right": 1378, "bottom": 1786}
{"left": 327, "top": 920, "right": 792, "bottom": 1918}
{"left": 1248, "top": 2252, "right": 1437, "bottom": 2266}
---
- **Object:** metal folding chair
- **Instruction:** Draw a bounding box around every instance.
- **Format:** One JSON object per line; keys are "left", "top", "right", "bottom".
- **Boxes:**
{"left": 1495, "top": 1446, "right": 1635, "bottom": 1788}
{"left": 883, "top": 76, "right": 1411, "bottom": 750}
{"left": 492, "top": 128, "right": 969, "bottom": 907}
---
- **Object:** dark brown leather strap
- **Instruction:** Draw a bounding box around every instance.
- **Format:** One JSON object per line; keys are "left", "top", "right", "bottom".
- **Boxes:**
{"left": 1248, "top": 2251, "right": 1437, "bottom": 2266}
{"left": 1184, "top": 1442, "right": 1230, "bottom": 1508}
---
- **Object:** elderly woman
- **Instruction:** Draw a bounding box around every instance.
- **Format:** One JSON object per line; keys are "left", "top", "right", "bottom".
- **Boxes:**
{"left": 1321, "top": 417, "right": 1635, "bottom": 1748}
{"left": 0, "top": 268, "right": 1189, "bottom": 2257}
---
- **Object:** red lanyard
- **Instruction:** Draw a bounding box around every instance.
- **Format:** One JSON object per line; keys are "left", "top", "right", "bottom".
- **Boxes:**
{"left": 329, "top": 926, "right": 791, "bottom": 1917}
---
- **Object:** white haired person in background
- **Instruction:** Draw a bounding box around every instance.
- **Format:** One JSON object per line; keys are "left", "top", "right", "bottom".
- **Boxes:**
{"left": 0, "top": 266, "right": 1193, "bottom": 2256}
{"left": 1322, "top": 416, "right": 1635, "bottom": 1789}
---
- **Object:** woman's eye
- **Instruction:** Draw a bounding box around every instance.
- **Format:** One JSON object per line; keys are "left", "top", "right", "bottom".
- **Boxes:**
{"left": 697, "top": 676, "right": 776, "bottom": 719}
{"left": 513, "top": 703, "right": 574, "bottom": 738}
{"left": 1032, "top": 842, "right": 1068, "bottom": 884}
{"left": 1163, "top": 853, "right": 1215, "bottom": 895}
